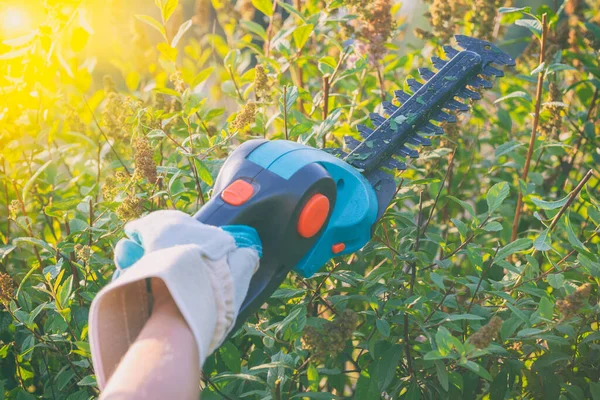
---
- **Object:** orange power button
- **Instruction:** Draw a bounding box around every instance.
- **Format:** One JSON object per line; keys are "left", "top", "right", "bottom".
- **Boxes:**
{"left": 221, "top": 180, "right": 254, "bottom": 206}
{"left": 297, "top": 194, "right": 330, "bottom": 238}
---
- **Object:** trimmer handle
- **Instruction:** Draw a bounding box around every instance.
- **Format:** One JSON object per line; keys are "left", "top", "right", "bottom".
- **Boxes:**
{"left": 194, "top": 140, "right": 337, "bottom": 328}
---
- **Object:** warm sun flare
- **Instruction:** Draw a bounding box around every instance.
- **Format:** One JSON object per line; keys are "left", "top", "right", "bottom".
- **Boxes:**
{"left": 0, "top": 6, "right": 32, "bottom": 36}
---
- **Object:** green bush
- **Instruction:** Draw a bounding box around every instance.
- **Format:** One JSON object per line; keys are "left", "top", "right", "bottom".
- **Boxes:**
{"left": 0, "top": 0, "right": 599, "bottom": 398}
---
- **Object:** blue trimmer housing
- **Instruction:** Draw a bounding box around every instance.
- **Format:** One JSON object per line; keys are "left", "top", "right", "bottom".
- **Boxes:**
{"left": 194, "top": 139, "right": 379, "bottom": 329}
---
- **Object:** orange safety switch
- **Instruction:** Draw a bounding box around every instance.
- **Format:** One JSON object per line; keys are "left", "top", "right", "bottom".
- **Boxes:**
{"left": 221, "top": 180, "right": 254, "bottom": 206}
{"left": 297, "top": 194, "right": 330, "bottom": 238}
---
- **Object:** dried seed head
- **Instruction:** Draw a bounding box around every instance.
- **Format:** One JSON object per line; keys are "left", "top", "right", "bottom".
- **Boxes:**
{"left": 116, "top": 194, "right": 143, "bottom": 221}
{"left": 540, "top": 83, "right": 565, "bottom": 138}
{"left": 470, "top": 0, "right": 503, "bottom": 41}
{"left": 9, "top": 200, "right": 20, "bottom": 218}
{"left": 302, "top": 309, "right": 358, "bottom": 362}
{"left": 102, "top": 177, "right": 117, "bottom": 201}
{"left": 230, "top": 102, "right": 257, "bottom": 131}
{"left": 115, "top": 170, "right": 129, "bottom": 183}
{"left": 237, "top": 0, "right": 255, "bottom": 21}
{"left": 347, "top": 0, "right": 395, "bottom": 64}
{"left": 468, "top": 316, "right": 503, "bottom": 349}
{"left": 134, "top": 136, "right": 157, "bottom": 184}
{"left": 74, "top": 244, "right": 92, "bottom": 263}
{"left": 557, "top": 283, "right": 592, "bottom": 317}
{"left": 0, "top": 273, "right": 15, "bottom": 306}
{"left": 170, "top": 71, "right": 186, "bottom": 94}
{"left": 254, "top": 65, "right": 271, "bottom": 101}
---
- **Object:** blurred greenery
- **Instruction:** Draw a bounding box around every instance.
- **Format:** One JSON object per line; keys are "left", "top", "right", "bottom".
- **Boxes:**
{"left": 0, "top": 0, "right": 599, "bottom": 399}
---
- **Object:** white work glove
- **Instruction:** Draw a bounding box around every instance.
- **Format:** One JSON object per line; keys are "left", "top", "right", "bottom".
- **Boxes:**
{"left": 88, "top": 210, "right": 262, "bottom": 389}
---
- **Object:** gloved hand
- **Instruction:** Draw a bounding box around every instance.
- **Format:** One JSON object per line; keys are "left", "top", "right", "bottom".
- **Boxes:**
{"left": 88, "top": 210, "right": 262, "bottom": 389}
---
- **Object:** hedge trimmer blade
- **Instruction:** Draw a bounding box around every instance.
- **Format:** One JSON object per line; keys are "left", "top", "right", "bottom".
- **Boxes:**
{"left": 332, "top": 35, "right": 515, "bottom": 218}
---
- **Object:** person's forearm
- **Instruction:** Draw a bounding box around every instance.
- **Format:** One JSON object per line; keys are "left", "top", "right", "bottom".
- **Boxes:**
{"left": 100, "top": 280, "right": 201, "bottom": 400}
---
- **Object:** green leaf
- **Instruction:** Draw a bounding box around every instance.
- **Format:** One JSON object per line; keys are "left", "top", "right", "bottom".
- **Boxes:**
{"left": 424, "top": 350, "right": 446, "bottom": 360}
{"left": 494, "top": 140, "right": 523, "bottom": 158}
{"left": 377, "top": 344, "right": 402, "bottom": 391}
{"left": 307, "top": 363, "right": 319, "bottom": 391}
{"left": 157, "top": 0, "right": 178, "bottom": 23}
{"left": 539, "top": 297, "right": 554, "bottom": 321}
{"left": 77, "top": 375, "right": 96, "bottom": 386}
{"left": 293, "top": 24, "right": 313, "bottom": 50}
{"left": 57, "top": 275, "right": 74, "bottom": 309}
{"left": 547, "top": 273, "right": 564, "bottom": 289}
{"left": 252, "top": 0, "right": 274, "bottom": 16}
{"left": 194, "top": 159, "right": 213, "bottom": 187}
{"left": 192, "top": 67, "right": 215, "bottom": 87}
{"left": 376, "top": 319, "right": 390, "bottom": 338}
{"left": 515, "top": 19, "right": 542, "bottom": 37}
{"left": 240, "top": 20, "right": 267, "bottom": 40}
{"left": 213, "top": 373, "right": 266, "bottom": 384}
{"left": 12, "top": 237, "right": 54, "bottom": 253}
{"left": 530, "top": 194, "right": 569, "bottom": 210}
{"left": 495, "top": 238, "right": 532, "bottom": 261}
{"left": 430, "top": 272, "right": 445, "bottom": 291}
{"left": 499, "top": 6, "right": 530, "bottom": 13}
{"left": 494, "top": 91, "right": 532, "bottom": 104}
{"left": 565, "top": 213, "right": 589, "bottom": 253}
{"left": 486, "top": 182, "right": 510, "bottom": 214}
{"left": 447, "top": 196, "right": 475, "bottom": 217}
{"left": 134, "top": 14, "right": 168, "bottom": 42}
{"left": 462, "top": 360, "right": 493, "bottom": 381}
{"left": 517, "top": 328, "right": 544, "bottom": 337}
{"left": 171, "top": 19, "right": 192, "bottom": 47}
{"left": 533, "top": 229, "right": 552, "bottom": 251}
{"left": 482, "top": 221, "right": 503, "bottom": 232}
{"left": 590, "top": 381, "right": 600, "bottom": 400}
{"left": 435, "top": 326, "right": 455, "bottom": 356}
{"left": 435, "top": 361, "right": 449, "bottom": 391}
{"left": 0, "top": 245, "right": 16, "bottom": 261}
{"left": 22, "top": 160, "right": 52, "bottom": 204}
{"left": 219, "top": 341, "right": 241, "bottom": 373}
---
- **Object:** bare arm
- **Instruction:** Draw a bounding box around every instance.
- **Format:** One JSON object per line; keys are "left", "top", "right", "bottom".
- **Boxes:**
{"left": 100, "top": 279, "right": 201, "bottom": 400}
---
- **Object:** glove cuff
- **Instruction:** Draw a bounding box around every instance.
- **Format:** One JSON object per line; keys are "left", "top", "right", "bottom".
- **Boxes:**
{"left": 89, "top": 244, "right": 259, "bottom": 389}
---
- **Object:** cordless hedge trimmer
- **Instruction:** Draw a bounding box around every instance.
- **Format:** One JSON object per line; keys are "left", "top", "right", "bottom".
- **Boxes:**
{"left": 194, "top": 35, "right": 515, "bottom": 328}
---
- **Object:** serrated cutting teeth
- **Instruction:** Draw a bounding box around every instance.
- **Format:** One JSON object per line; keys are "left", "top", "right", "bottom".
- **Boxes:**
{"left": 382, "top": 101, "right": 399, "bottom": 116}
{"left": 338, "top": 35, "right": 514, "bottom": 206}
{"left": 443, "top": 45, "right": 459, "bottom": 58}
{"left": 344, "top": 136, "right": 361, "bottom": 150}
{"left": 370, "top": 112, "right": 386, "bottom": 127}
{"left": 419, "top": 122, "right": 445, "bottom": 135}
{"left": 407, "top": 78, "right": 423, "bottom": 92}
{"left": 482, "top": 65, "right": 504, "bottom": 78}
{"left": 383, "top": 158, "right": 407, "bottom": 170}
{"left": 357, "top": 124, "right": 373, "bottom": 139}
{"left": 394, "top": 90, "right": 411, "bottom": 103}
{"left": 457, "top": 87, "right": 481, "bottom": 100}
{"left": 445, "top": 98, "right": 469, "bottom": 112}
{"left": 418, "top": 67, "right": 435, "bottom": 81}
{"left": 431, "top": 110, "right": 456, "bottom": 123}
{"left": 407, "top": 135, "right": 432, "bottom": 146}
{"left": 396, "top": 145, "right": 419, "bottom": 158}
{"left": 468, "top": 76, "right": 493, "bottom": 89}
{"left": 431, "top": 56, "right": 447, "bottom": 69}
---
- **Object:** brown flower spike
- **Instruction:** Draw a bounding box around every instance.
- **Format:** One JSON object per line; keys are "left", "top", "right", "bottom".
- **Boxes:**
{"left": 468, "top": 316, "right": 503, "bottom": 349}
{"left": 0, "top": 273, "right": 15, "bottom": 306}
{"left": 134, "top": 136, "right": 157, "bottom": 184}
{"left": 557, "top": 283, "right": 592, "bottom": 317}
{"left": 302, "top": 309, "right": 358, "bottom": 362}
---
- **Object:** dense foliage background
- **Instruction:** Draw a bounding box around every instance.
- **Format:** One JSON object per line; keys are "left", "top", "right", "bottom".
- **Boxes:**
{"left": 0, "top": 0, "right": 599, "bottom": 398}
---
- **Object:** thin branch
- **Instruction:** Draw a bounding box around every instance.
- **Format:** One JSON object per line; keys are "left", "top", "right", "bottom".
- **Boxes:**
{"left": 511, "top": 14, "right": 548, "bottom": 244}
{"left": 548, "top": 169, "right": 594, "bottom": 232}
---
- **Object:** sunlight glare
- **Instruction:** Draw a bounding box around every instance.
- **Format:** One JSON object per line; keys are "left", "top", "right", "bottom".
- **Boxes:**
{"left": 1, "top": 6, "right": 32, "bottom": 36}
